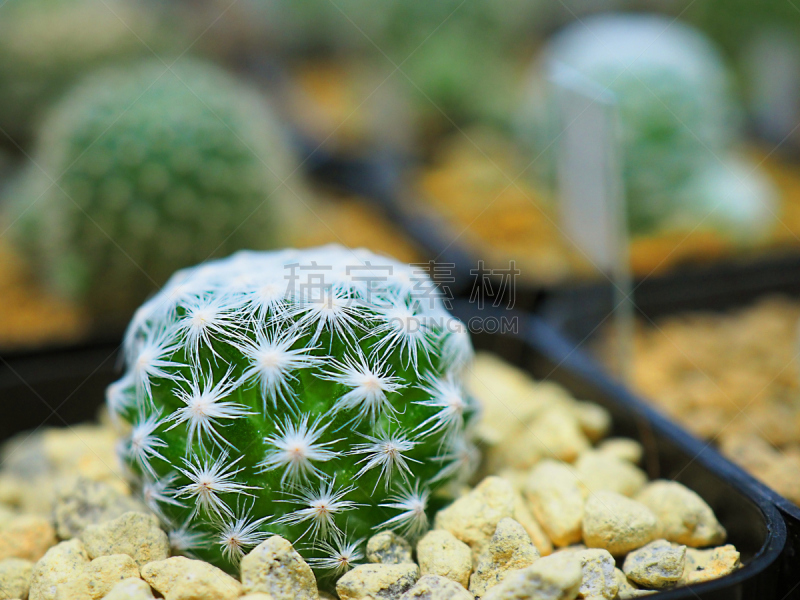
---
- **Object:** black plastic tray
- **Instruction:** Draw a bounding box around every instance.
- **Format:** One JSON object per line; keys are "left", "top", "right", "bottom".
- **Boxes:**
{"left": 534, "top": 259, "right": 800, "bottom": 597}
{"left": 1, "top": 305, "right": 791, "bottom": 599}
{"left": 0, "top": 340, "right": 121, "bottom": 441}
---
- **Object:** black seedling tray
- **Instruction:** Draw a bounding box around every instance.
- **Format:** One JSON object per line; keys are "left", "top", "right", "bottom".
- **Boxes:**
{"left": 534, "top": 254, "right": 800, "bottom": 597}
{"left": 1, "top": 303, "right": 791, "bottom": 599}
{"left": 0, "top": 340, "right": 121, "bottom": 442}
{"left": 536, "top": 250, "right": 800, "bottom": 343}
{"left": 451, "top": 301, "right": 792, "bottom": 599}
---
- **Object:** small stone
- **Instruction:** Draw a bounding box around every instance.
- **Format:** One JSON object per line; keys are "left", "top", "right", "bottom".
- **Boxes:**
{"left": 240, "top": 595, "right": 278, "bottom": 600}
{"left": 525, "top": 460, "right": 585, "bottom": 547}
{"left": 367, "top": 531, "right": 414, "bottom": 565}
{"left": 483, "top": 553, "right": 582, "bottom": 600}
{"left": 28, "top": 539, "right": 90, "bottom": 600}
{"left": 240, "top": 536, "right": 317, "bottom": 599}
{"left": 513, "top": 492, "right": 553, "bottom": 556}
{"left": 81, "top": 512, "right": 168, "bottom": 567}
{"left": 571, "top": 401, "right": 611, "bottom": 443}
{"left": 469, "top": 518, "right": 539, "bottom": 598}
{"left": 85, "top": 554, "right": 139, "bottom": 599}
{"left": 574, "top": 452, "right": 647, "bottom": 497}
{"left": 582, "top": 491, "right": 658, "bottom": 557}
{"left": 0, "top": 515, "right": 57, "bottom": 562}
{"left": 623, "top": 540, "right": 686, "bottom": 589}
{"left": 0, "top": 558, "right": 33, "bottom": 600}
{"left": 0, "top": 474, "right": 26, "bottom": 510}
{"left": 597, "top": 439, "right": 643, "bottom": 465}
{"left": 417, "top": 530, "right": 471, "bottom": 589}
{"left": 336, "top": 564, "right": 419, "bottom": 600}
{"left": 614, "top": 568, "right": 654, "bottom": 598}
{"left": 141, "top": 556, "right": 241, "bottom": 600}
{"left": 636, "top": 481, "right": 726, "bottom": 547}
{"left": 434, "top": 477, "right": 515, "bottom": 551}
{"left": 53, "top": 576, "right": 92, "bottom": 599}
{"left": 681, "top": 545, "right": 740, "bottom": 585}
{"left": 102, "top": 577, "right": 155, "bottom": 600}
{"left": 40, "top": 426, "right": 122, "bottom": 486}
{"left": 467, "top": 353, "right": 553, "bottom": 447}
{"left": 54, "top": 478, "right": 146, "bottom": 540}
{"left": 400, "top": 575, "right": 472, "bottom": 600}
{"left": 0, "top": 505, "right": 17, "bottom": 527}
{"left": 530, "top": 406, "right": 591, "bottom": 463}
{"left": 570, "top": 548, "right": 617, "bottom": 600}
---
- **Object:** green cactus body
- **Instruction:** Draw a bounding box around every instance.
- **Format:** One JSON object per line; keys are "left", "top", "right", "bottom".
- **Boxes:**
{"left": 0, "top": 0, "right": 167, "bottom": 143}
{"left": 108, "top": 245, "right": 479, "bottom": 583}
{"left": 518, "top": 14, "right": 757, "bottom": 235}
{"left": 7, "top": 59, "right": 299, "bottom": 316}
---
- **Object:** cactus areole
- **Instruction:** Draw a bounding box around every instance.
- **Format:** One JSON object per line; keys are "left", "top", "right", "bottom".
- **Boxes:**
{"left": 108, "top": 245, "right": 479, "bottom": 581}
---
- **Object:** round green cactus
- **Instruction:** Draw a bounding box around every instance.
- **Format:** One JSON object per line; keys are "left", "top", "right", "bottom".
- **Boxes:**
{"left": 0, "top": 0, "right": 167, "bottom": 143}
{"left": 108, "top": 245, "right": 479, "bottom": 582}
{"left": 6, "top": 58, "right": 300, "bottom": 316}
{"left": 518, "top": 13, "right": 759, "bottom": 235}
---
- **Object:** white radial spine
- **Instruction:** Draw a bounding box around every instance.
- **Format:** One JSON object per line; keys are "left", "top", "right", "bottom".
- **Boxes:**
{"left": 349, "top": 429, "right": 419, "bottom": 491}
{"left": 239, "top": 328, "right": 322, "bottom": 411}
{"left": 431, "top": 437, "right": 480, "bottom": 484}
{"left": 175, "top": 453, "right": 255, "bottom": 519}
{"left": 176, "top": 295, "right": 238, "bottom": 360}
{"left": 378, "top": 484, "right": 430, "bottom": 539}
{"left": 259, "top": 415, "right": 340, "bottom": 484}
{"left": 307, "top": 532, "right": 365, "bottom": 576}
{"left": 441, "top": 317, "right": 474, "bottom": 373}
{"left": 321, "top": 350, "right": 405, "bottom": 425}
{"left": 371, "top": 296, "right": 434, "bottom": 368}
{"left": 125, "top": 411, "right": 168, "bottom": 477}
{"left": 142, "top": 471, "right": 185, "bottom": 518}
{"left": 285, "top": 284, "right": 368, "bottom": 347}
{"left": 130, "top": 326, "right": 185, "bottom": 401}
{"left": 413, "top": 374, "right": 469, "bottom": 439}
{"left": 106, "top": 376, "right": 136, "bottom": 426}
{"left": 216, "top": 509, "right": 272, "bottom": 566}
{"left": 167, "top": 365, "right": 252, "bottom": 451}
{"left": 275, "top": 477, "right": 360, "bottom": 540}
{"left": 168, "top": 520, "right": 210, "bottom": 557}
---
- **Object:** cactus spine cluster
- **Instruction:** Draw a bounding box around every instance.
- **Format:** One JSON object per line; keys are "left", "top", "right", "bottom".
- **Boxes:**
{"left": 108, "top": 245, "right": 480, "bottom": 582}
{"left": 7, "top": 58, "right": 299, "bottom": 315}
{"left": 519, "top": 13, "right": 777, "bottom": 238}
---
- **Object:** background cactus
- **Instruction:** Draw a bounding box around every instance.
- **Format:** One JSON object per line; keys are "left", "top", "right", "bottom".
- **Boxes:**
{"left": 518, "top": 13, "right": 777, "bottom": 238}
{"left": 108, "top": 245, "right": 480, "bottom": 584}
{"left": 4, "top": 58, "right": 301, "bottom": 318}
{"left": 0, "top": 0, "right": 167, "bottom": 145}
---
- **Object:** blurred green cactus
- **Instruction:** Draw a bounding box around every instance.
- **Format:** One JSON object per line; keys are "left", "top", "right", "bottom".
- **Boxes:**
{"left": 5, "top": 58, "right": 300, "bottom": 316}
{"left": 518, "top": 13, "right": 776, "bottom": 238}
{"left": 108, "top": 245, "right": 479, "bottom": 585}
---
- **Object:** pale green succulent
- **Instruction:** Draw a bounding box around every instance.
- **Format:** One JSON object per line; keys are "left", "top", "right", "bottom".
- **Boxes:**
{"left": 519, "top": 13, "right": 776, "bottom": 238}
